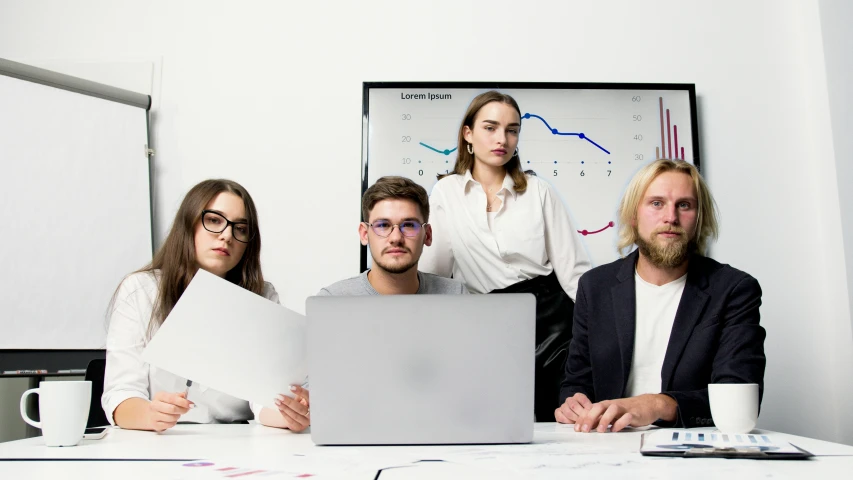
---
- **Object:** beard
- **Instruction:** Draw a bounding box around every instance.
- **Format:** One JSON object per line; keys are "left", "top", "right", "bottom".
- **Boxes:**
{"left": 371, "top": 246, "right": 419, "bottom": 274}
{"left": 635, "top": 226, "right": 697, "bottom": 269}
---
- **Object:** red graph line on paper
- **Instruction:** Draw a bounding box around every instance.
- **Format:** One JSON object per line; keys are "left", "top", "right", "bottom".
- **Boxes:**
{"left": 578, "top": 221, "right": 615, "bottom": 236}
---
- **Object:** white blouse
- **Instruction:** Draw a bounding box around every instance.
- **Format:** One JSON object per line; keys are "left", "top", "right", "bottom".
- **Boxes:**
{"left": 420, "top": 170, "right": 591, "bottom": 299}
{"left": 101, "top": 271, "right": 280, "bottom": 426}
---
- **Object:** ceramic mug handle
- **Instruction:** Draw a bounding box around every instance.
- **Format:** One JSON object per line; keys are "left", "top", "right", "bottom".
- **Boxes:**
{"left": 19, "top": 388, "right": 42, "bottom": 429}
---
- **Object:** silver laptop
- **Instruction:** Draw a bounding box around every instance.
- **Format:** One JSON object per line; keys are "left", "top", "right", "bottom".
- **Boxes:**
{"left": 306, "top": 293, "right": 535, "bottom": 445}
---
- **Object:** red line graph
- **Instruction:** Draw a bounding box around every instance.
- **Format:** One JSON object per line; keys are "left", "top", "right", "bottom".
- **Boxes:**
{"left": 578, "top": 221, "right": 615, "bottom": 236}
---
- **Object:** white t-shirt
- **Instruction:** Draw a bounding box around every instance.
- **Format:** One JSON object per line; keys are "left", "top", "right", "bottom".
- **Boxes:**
{"left": 625, "top": 270, "right": 687, "bottom": 398}
{"left": 101, "top": 270, "right": 280, "bottom": 425}
{"left": 420, "top": 170, "right": 590, "bottom": 298}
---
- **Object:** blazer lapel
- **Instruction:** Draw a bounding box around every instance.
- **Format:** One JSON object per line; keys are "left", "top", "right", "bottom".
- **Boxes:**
{"left": 611, "top": 251, "right": 638, "bottom": 397}
{"left": 660, "top": 256, "right": 710, "bottom": 389}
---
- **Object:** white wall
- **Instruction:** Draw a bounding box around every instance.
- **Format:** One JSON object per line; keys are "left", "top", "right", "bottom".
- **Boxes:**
{"left": 1, "top": 0, "right": 851, "bottom": 444}
{"left": 819, "top": 1, "right": 853, "bottom": 442}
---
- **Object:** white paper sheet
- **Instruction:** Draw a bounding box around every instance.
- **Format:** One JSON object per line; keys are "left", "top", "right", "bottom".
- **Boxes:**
{"left": 641, "top": 429, "right": 805, "bottom": 454}
{"left": 142, "top": 269, "right": 307, "bottom": 409}
{"left": 167, "top": 457, "right": 381, "bottom": 480}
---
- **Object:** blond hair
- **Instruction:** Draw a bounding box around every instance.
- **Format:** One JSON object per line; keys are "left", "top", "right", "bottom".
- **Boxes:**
{"left": 617, "top": 159, "right": 718, "bottom": 257}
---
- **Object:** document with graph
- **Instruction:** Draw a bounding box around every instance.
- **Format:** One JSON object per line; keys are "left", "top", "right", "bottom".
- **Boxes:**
{"left": 641, "top": 429, "right": 813, "bottom": 459}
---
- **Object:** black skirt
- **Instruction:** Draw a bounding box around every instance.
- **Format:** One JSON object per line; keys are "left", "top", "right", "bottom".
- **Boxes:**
{"left": 490, "top": 271, "right": 574, "bottom": 421}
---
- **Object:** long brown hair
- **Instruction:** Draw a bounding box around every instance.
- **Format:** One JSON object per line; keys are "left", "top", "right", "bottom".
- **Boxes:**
{"left": 438, "top": 91, "right": 528, "bottom": 193}
{"left": 132, "top": 179, "right": 265, "bottom": 338}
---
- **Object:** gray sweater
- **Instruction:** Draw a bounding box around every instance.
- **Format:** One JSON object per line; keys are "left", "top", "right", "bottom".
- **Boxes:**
{"left": 318, "top": 270, "right": 468, "bottom": 296}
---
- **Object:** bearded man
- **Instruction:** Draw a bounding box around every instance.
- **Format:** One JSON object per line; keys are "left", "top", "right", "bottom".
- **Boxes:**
{"left": 555, "top": 159, "right": 766, "bottom": 432}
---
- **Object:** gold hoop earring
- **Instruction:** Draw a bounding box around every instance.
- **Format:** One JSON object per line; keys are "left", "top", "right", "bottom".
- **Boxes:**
{"left": 467, "top": 143, "right": 473, "bottom": 154}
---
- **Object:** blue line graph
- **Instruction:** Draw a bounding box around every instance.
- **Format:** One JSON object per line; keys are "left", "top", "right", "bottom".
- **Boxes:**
{"left": 419, "top": 142, "right": 457, "bottom": 155}
{"left": 522, "top": 113, "right": 611, "bottom": 154}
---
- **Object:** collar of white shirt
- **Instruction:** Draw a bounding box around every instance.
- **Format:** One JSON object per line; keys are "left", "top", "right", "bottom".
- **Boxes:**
{"left": 462, "top": 169, "right": 518, "bottom": 199}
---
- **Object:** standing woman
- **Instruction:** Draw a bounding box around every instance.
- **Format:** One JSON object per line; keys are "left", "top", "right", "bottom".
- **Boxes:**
{"left": 102, "top": 179, "right": 310, "bottom": 432}
{"left": 419, "top": 91, "right": 591, "bottom": 421}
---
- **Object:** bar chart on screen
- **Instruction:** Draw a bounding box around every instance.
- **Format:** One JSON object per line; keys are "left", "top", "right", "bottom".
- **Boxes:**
{"left": 657, "top": 96, "right": 688, "bottom": 161}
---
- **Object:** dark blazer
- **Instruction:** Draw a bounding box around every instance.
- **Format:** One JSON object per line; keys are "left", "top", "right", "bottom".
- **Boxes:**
{"left": 559, "top": 250, "right": 766, "bottom": 428}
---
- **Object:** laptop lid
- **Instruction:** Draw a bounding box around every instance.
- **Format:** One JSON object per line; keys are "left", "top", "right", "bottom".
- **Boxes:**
{"left": 306, "top": 293, "right": 535, "bottom": 445}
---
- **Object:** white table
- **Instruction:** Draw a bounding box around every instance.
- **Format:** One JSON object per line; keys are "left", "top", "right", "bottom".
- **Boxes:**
{"left": 1, "top": 423, "right": 851, "bottom": 479}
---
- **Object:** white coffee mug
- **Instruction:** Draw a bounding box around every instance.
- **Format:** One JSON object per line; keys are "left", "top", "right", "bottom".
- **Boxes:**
{"left": 20, "top": 381, "right": 92, "bottom": 447}
{"left": 708, "top": 383, "right": 759, "bottom": 434}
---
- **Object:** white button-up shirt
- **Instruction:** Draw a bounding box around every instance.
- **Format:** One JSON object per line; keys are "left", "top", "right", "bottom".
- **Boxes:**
{"left": 420, "top": 170, "right": 591, "bottom": 298}
{"left": 101, "top": 271, "right": 280, "bottom": 425}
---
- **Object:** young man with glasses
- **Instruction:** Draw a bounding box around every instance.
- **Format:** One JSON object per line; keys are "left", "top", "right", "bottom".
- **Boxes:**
{"left": 318, "top": 176, "right": 467, "bottom": 296}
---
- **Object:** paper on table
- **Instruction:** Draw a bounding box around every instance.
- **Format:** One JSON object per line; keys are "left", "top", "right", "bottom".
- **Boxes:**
{"left": 641, "top": 429, "right": 805, "bottom": 454}
{"left": 170, "top": 457, "right": 381, "bottom": 480}
{"left": 142, "top": 269, "right": 306, "bottom": 409}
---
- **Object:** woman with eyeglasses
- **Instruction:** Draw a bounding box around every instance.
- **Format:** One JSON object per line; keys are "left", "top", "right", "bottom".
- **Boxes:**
{"left": 419, "top": 91, "right": 591, "bottom": 422}
{"left": 102, "top": 179, "right": 310, "bottom": 432}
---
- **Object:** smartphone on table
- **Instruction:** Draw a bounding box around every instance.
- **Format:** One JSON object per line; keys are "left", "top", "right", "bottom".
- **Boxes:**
{"left": 83, "top": 427, "right": 109, "bottom": 440}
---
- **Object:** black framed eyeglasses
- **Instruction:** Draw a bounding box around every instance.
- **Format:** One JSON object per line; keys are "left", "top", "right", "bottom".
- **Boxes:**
{"left": 201, "top": 210, "right": 254, "bottom": 243}
{"left": 364, "top": 220, "right": 427, "bottom": 238}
